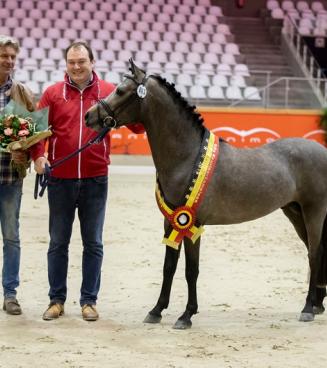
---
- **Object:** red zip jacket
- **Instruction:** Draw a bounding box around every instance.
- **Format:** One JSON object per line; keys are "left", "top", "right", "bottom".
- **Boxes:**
{"left": 32, "top": 72, "right": 115, "bottom": 179}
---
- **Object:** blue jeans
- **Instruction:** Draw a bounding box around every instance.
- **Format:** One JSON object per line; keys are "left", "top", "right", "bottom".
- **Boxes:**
{"left": 0, "top": 182, "right": 22, "bottom": 299}
{"left": 47, "top": 176, "right": 108, "bottom": 306}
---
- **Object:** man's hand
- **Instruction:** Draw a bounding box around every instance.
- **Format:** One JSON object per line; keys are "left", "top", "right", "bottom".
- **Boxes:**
{"left": 34, "top": 156, "right": 49, "bottom": 175}
{"left": 11, "top": 150, "right": 29, "bottom": 165}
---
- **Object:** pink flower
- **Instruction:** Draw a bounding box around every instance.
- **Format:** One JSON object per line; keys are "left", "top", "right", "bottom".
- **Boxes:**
{"left": 4, "top": 128, "right": 13, "bottom": 136}
{"left": 18, "top": 129, "right": 30, "bottom": 137}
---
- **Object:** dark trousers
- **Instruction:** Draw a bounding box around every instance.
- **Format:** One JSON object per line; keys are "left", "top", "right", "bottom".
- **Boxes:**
{"left": 47, "top": 176, "right": 108, "bottom": 306}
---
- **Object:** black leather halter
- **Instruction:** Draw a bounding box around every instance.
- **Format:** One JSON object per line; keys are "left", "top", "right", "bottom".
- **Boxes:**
{"left": 96, "top": 74, "right": 148, "bottom": 129}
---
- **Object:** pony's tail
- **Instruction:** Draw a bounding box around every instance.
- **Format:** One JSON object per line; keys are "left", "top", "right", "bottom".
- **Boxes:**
{"left": 317, "top": 215, "right": 327, "bottom": 285}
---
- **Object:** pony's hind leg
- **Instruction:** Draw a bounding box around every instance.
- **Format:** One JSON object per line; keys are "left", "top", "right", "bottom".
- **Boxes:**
{"left": 282, "top": 203, "right": 326, "bottom": 320}
{"left": 173, "top": 237, "right": 200, "bottom": 330}
{"left": 144, "top": 242, "right": 182, "bottom": 324}
{"left": 299, "top": 205, "right": 326, "bottom": 322}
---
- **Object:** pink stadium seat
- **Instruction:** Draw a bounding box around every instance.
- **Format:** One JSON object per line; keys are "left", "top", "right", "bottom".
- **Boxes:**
{"left": 131, "top": 3, "right": 145, "bottom": 14}
{"left": 135, "top": 50, "right": 151, "bottom": 64}
{"left": 210, "top": 6, "right": 223, "bottom": 16}
{"left": 40, "top": 58, "right": 56, "bottom": 71}
{"left": 199, "top": 63, "right": 216, "bottom": 75}
{"left": 17, "top": 47, "right": 28, "bottom": 60}
{"left": 297, "top": 1, "right": 310, "bottom": 12}
{"left": 80, "top": 29, "right": 94, "bottom": 41}
{"left": 172, "top": 14, "right": 187, "bottom": 24}
{"left": 22, "top": 37, "right": 37, "bottom": 49}
{"left": 234, "top": 63, "right": 250, "bottom": 76}
{"left": 53, "top": 1, "right": 66, "bottom": 12}
{"left": 105, "top": 71, "right": 121, "bottom": 85}
{"left": 184, "top": 23, "right": 199, "bottom": 34}
{"left": 117, "top": 50, "right": 133, "bottom": 63}
{"left": 61, "top": 10, "right": 75, "bottom": 22}
{"left": 14, "top": 8, "right": 27, "bottom": 20}
{"left": 37, "top": 0, "right": 51, "bottom": 11}
{"left": 212, "top": 33, "right": 227, "bottom": 44}
{"left": 23, "top": 58, "right": 38, "bottom": 70}
{"left": 194, "top": 5, "right": 207, "bottom": 16}
{"left": 90, "top": 39, "right": 105, "bottom": 52}
{"left": 182, "top": 62, "right": 198, "bottom": 75}
{"left": 63, "top": 29, "right": 78, "bottom": 41}
{"left": 267, "top": 0, "right": 279, "bottom": 11}
{"left": 68, "top": 1, "right": 82, "bottom": 12}
{"left": 207, "top": 86, "right": 225, "bottom": 99}
{"left": 163, "top": 32, "right": 178, "bottom": 43}
{"left": 170, "top": 51, "right": 185, "bottom": 64}
{"left": 147, "top": 4, "right": 160, "bottom": 13}
{"left": 20, "top": 0, "right": 34, "bottom": 11}
{"left": 5, "top": 0, "right": 18, "bottom": 11}
{"left": 226, "top": 86, "right": 243, "bottom": 100}
{"left": 50, "top": 70, "right": 65, "bottom": 82}
{"left": 191, "top": 42, "right": 206, "bottom": 54}
{"left": 129, "top": 31, "right": 144, "bottom": 42}
{"left": 92, "top": 11, "right": 106, "bottom": 23}
{"left": 167, "top": 0, "right": 180, "bottom": 5}
{"left": 179, "top": 5, "right": 192, "bottom": 15}
{"left": 125, "top": 12, "right": 139, "bottom": 23}
{"left": 48, "top": 48, "right": 63, "bottom": 61}
{"left": 25, "top": 81, "right": 41, "bottom": 95}
{"left": 46, "top": 9, "right": 59, "bottom": 21}
{"left": 165, "top": 62, "right": 180, "bottom": 75}
{"left": 196, "top": 33, "right": 211, "bottom": 44}
{"left": 217, "top": 63, "right": 232, "bottom": 76}
{"left": 30, "top": 28, "right": 45, "bottom": 40}
{"left": 111, "top": 60, "right": 127, "bottom": 73}
{"left": 99, "top": 2, "right": 113, "bottom": 12}
{"left": 175, "top": 41, "right": 189, "bottom": 54}
{"left": 107, "top": 39, "right": 122, "bottom": 52}
{"left": 158, "top": 41, "right": 173, "bottom": 53}
{"left": 46, "top": 28, "right": 61, "bottom": 40}
{"left": 146, "top": 31, "right": 161, "bottom": 43}
{"left": 161, "top": 72, "right": 175, "bottom": 83}
{"left": 195, "top": 74, "right": 211, "bottom": 87}
{"left": 54, "top": 19, "right": 68, "bottom": 30}
{"left": 152, "top": 22, "right": 166, "bottom": 33}
{"left": 5, "top": 18, "right": 19, "bottom": 29}
{"left": 208, "top": 43, "right": 223, "bottom": 55}
{"left": 113, "top": 30, "right": 128, "bottom": 42}
{"left": 120, "top": 21, "right": 134, "bottom": 32}
{"left": 243, "top": 86, "right": 261, "bottom": 101}
{"left": 157, "top": 13, "right": 171, "bottom": 24}
{"left": 179, "top": 32, "right": 194, "bottom": 43}
{"left": 271, "top": 8, "right": 284, "bottom": 19}
{"left": 212, "top": 74, "right": 229, "bottom": 87}
{"left": 116, "top": 3, "right": 129, "bottom": 13}
{"left": 110, "top": 11, "right": 124, "bottom": 22}
{"left": 206, "top": 14, "right": 219, "bottom": 26}
{"left": 32, "top": 69, "right": 48, "bottom": 83}
{"left": 97, "top": 29, "right": 110, "bottom": 41}
{"left": 142, "top": 12, "right": 155, "bottom": 23}
{"left": 281, "top": 1, "right": 295, "bottom": 11}
{"left": 136, "top": 21, "right": 150, "bottom": 33}
{"left": 200, "top": 24, "right": 215, "bottom": 34}
{"left": 13, "top": 27, "right": 26, "bottom": 39}
{"left": 30, "top": 47, "right": 46, "bottom": 60}
{"left": 203, "top": 53, "right": 220, "bottom": 65}
{"left": 225, "top": 43, "right": 240, "bottom": 55}
{"left": 14, "top": 69, "right": 29, "bottom": 83}
{"left": 217, "top": 24, "right": 231, "bottom": 35}
{"left": 230, "top": 75, "right": 247, "bottom": 88}
{"left": 152, "top": 51, "right": 168, "bottom": 63}
{"left": 102, "top": 50, "right": 115, "bottom": 62}
{"left": 142, "top": 40, "right": 156, "bottom": 53}
{"left": 147, "top": 61, "right": 162, "bottom": 74}
{"left": 189, "top": 86, "right": 207, "bottom": 99}
{"left": 88, "top": 20, "right": 101, "bottom": 32}
{"left": 167, "top": 22, "right": 183, "bottom": 33}
{"left": 188, "top": 14, "right": 202, "bottom": 25}
{"left": 175, "top": 84, "right": 189, "bottom": 98}
{"left": 38, "top": 18, "right": 52, "bottom": 30}
{"left": 162, "top": 4, "right": 176, "bottom": 14}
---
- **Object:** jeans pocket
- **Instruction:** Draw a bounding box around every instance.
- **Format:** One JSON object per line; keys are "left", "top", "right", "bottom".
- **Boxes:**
{"left": 92, "top": 176, "right": 108, "bottom": 185}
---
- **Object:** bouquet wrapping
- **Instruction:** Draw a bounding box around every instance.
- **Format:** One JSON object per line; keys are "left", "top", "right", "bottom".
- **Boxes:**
{"left": 0, "top": 100, "right": 51, "bottom": 178}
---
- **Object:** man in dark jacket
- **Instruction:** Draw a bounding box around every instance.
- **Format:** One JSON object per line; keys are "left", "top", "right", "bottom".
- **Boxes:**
{"left": 0, "top": 35, "right": 36, "bottom": 315}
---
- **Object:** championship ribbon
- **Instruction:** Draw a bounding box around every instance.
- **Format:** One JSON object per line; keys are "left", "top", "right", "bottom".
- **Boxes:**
{"left": 156, "top": 130, "right": 219, "bottom": 249}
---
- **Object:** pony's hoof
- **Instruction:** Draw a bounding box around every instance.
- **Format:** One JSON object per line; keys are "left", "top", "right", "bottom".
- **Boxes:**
{"left": 299, "top": 312, "right": 315, "bottom": 322}
{"left": 173, "top": 319, "right": 192, "bottom": 330}
{"left": 143, "top": 313, "right": 162, "bottom": 324}
{"left": 313, "top": 305, "right": 325, "bottom": 315}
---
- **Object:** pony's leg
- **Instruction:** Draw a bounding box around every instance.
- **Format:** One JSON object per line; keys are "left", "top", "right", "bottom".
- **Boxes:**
{"left": 144, "top": 243, "right": 182, "bottom": 324}
{"left": 282, "top": 204, "right": 326, "bottom": 318}
{"left": 173, "top": 237, "right": 200, "bottom": 330}
{"left": 298, "top": 206, "right": 326, "bottom": 322}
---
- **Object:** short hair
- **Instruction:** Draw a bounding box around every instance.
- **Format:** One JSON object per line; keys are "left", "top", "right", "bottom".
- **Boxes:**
{"left": 64, "top": 41, "right": 94, "bottom": 62}
{"left": 0, "top": 35, "right": 20, "bottom": 52}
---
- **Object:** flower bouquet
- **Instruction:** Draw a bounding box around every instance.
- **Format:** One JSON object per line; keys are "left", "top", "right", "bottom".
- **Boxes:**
{"left": 0, "top": 100, "right": 51, "bottom": 178}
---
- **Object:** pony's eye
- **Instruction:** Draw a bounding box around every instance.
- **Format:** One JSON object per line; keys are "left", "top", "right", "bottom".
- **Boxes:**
{"left": 116, "top": 87, "right": 124, "bottom": 96}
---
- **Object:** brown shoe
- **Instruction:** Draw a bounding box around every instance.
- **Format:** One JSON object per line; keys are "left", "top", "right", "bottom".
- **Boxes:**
{"left": 42, "top": 303, "right": 64, "bottom": 320}
{"left": 82, "top": 304, "right": 99, "bottom": 321}
{"left": 3, "top": 298, "right": 22, "bottom": 315}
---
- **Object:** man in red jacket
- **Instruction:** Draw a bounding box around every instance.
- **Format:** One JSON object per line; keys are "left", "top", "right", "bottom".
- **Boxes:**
{"left": 32, "top": 41, "right": 117, "bottom": 321}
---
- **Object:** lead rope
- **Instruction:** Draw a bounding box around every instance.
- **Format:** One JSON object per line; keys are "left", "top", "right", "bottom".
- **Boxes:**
{"left": 34, "top": 126, "right": 110, "bottom": 199}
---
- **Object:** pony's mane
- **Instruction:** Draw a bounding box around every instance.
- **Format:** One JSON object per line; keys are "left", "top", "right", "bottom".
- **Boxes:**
{"left": 151, "top": 74, "right": 205, "bottom": 128}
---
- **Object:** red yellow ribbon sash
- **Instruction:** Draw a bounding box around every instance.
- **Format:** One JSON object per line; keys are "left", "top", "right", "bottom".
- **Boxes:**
{"left": 156, "top": 131, "right": 219, "bottom": 249}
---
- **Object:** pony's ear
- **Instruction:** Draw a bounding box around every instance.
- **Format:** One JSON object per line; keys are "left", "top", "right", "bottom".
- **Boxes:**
{"left": 129, "top": 58, "right": 145, "bottom": 83}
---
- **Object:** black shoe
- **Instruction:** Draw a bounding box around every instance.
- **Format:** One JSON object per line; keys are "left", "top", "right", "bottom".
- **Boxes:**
{"left": 3, "top": 298, "right": 22, "bottom": 315}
